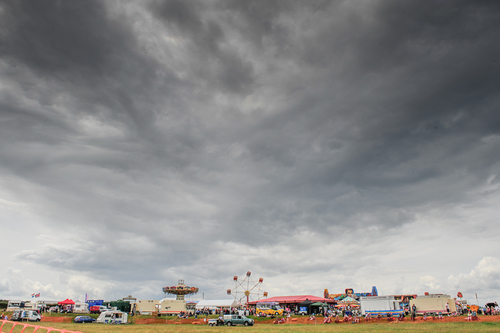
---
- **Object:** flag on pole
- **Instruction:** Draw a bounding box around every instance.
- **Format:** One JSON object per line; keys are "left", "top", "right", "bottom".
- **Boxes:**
{"left": 85, "top": 293, "right": 88, "bottom": 302}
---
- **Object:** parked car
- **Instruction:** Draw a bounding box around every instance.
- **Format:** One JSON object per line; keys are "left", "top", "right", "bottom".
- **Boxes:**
{"left": 74, "top": 315, "right": 96, "bottom": 323}
{"left": 223, "top": 314, "right": 254, "bottom": 326}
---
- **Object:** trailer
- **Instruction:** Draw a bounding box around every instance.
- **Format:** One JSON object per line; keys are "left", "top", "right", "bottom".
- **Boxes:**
{"left": 6, "top": 300, "right": 47, "bottom": 312}
{"left": 409, "top": 294, "right": 457, "bottom": 315}
{"left": 360, "top": 296, "right": 404, "bottom": 316}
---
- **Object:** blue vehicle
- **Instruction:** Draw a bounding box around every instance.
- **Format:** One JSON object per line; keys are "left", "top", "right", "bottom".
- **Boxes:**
{"left": 74, "top": 315, "right": 96, "bottom": 323}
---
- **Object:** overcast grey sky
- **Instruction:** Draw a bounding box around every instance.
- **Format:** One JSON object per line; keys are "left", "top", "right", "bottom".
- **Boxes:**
{"left": 1, "top": 0, "right": 499, "bottom": 305}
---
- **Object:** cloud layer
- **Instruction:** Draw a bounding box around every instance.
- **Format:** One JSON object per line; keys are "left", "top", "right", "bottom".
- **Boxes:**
{"left": 1, "top": 0, "right": 499, "bottom": 304}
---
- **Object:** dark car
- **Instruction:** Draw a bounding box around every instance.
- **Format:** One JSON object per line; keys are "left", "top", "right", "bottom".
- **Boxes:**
{"left": 74, "top": 315, "right": 96, "bottom": 323}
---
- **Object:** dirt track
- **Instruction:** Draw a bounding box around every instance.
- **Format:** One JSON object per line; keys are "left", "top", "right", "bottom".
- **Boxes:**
{"left": 41, "top": 315, "right": 500, "bottom": 325}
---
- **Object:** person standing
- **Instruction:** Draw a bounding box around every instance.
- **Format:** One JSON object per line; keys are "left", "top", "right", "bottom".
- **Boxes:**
{"left": 411, "top": 304, "right": 416, "bottom": 321}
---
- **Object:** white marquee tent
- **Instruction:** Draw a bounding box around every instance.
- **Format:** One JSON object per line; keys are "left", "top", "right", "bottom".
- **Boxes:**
{"left": 195, "top": 299, "right": 239, "bottom": 309}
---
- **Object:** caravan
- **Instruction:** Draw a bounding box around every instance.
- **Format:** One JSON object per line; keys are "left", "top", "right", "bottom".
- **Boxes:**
{"left": 96, "top": 310, "right": 128, "bottom": 324}
{"left": 73, "top": 302, "right": 89, "bottom": 313}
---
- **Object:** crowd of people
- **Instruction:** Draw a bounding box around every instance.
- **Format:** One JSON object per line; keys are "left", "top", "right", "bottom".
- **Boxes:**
{"left": 267, "top": 301, "right": 499, "bottom": 325}
{"left": 153, "top": 303, "right": 499, "bottom": 324}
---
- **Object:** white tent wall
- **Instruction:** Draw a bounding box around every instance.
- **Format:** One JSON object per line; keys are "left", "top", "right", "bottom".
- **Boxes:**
{"left": 195, "top": 299, "right": 239, "bottom": 309}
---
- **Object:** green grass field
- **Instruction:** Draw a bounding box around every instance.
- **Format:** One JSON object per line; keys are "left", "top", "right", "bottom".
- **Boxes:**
{"left": 2, "top": 320, "right": 500, "bottom": 333}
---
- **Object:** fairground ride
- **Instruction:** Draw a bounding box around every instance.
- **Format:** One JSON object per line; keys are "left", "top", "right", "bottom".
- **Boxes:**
{"left": 227, "top": 271, "right": 268, "bottom": 305}
{"left": 162, "top": 279, "right": 199, "bottom": 301}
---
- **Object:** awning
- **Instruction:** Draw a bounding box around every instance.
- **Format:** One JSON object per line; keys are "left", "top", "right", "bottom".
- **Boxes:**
{"left": 248, "top": 295, "right": 335, "bottom": 305}
{"left": 335, "top": 303, "right": 359, "bottom": 308}
{"left": 310, "top": 302, "right": 328, "bottom": 306}
{"left": 339, "top": 296, "right": 358, "bottom": 303}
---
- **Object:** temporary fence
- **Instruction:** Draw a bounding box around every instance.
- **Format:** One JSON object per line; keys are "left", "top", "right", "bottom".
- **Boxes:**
{"left": 0, "top": 319, "right": 82, "bottom": 333}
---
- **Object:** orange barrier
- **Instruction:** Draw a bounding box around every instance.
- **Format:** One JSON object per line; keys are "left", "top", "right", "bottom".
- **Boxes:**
{"left": 0, "top": 319, "right": 83, "bottom": 333}
{"left": 41, "top": 317, "right": 72, "bottom": 323}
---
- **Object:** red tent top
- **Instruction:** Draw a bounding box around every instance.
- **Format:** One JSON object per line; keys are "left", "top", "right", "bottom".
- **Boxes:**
{"left": 58, "top": 299, "right": 75, "bottom": 305}
{"left": 247, "top": 295, "right": 335, "bottom": 305}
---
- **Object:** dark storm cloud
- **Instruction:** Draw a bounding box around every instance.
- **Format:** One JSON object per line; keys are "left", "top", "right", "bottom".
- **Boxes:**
{"left": 240, "top": 1, "right": 500, "bottom": 188}
{"left": 150, "top": 0, "right": 256, "bottom": 95}
{"left": 1, "top": 1, "right": 151, "bottom": 85}
{"left": 0, "top": 0, "right": 185, "bottom": 150}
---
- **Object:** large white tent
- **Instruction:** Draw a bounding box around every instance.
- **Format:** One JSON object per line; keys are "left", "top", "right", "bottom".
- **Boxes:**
{"left": 195, "top": 299, "right": 239, "bottom": 309}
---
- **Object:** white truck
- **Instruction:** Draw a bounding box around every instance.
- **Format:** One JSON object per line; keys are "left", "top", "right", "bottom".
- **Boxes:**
{"left": 7, "top": 300, "right": 39, "bottom": 312}
{"left": 90, "top": 305, "right": 111, "bottom": 314}
{"left": 360, "top": 296, "right": 404, "bottom": 317}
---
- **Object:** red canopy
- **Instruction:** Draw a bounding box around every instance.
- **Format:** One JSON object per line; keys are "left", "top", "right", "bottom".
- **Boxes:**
{"left": 58, "top": 299, "right": 75, "bottom": 305}
{"left": 248, "top": 295, "right": 335, "bottom": 305}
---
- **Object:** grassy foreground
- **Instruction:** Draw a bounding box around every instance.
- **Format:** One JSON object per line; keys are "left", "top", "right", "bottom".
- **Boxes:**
{"left": 2, "top": 321, "right": 500, "bottom": 333}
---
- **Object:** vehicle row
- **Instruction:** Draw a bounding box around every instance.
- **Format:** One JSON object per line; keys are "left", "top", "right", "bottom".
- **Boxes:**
{"left": 74, "top": 311, "right": 128, "bottom": 324}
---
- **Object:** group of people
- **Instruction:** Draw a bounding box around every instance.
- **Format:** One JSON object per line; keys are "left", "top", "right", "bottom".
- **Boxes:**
{"left": 318, "top": 311, "right": 407, "bottom": 324}
{"left": 315, "top": 312, "right": 361, "bottom": 324}
{"left": 465, "top": 309, "right": 479, "bottom": 321}
{"left": 178, "top": 306, "right": 247, "bottom": 319}
{"left": 484, "top": 303, "right": 499, "bottom": 315}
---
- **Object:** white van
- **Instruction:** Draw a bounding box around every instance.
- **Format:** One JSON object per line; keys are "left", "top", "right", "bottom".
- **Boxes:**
{"left": 11, "top": 310, "right": 41, "bottom": 322}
